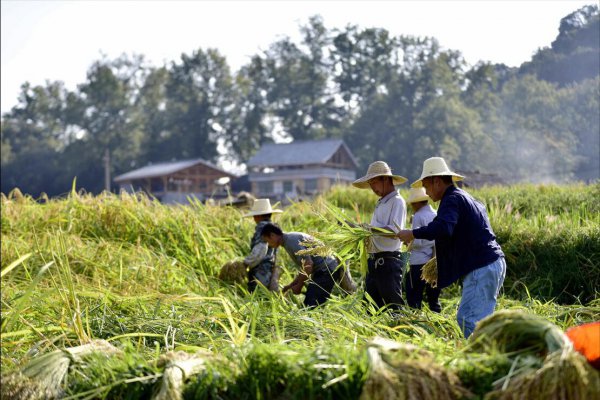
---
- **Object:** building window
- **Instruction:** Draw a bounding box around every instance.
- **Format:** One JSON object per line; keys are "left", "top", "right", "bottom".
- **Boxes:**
{"left": 283, "top": 181, "right": 294, "bottom": 193}
{"left": 305, "top": 178, "right": 318, "bottom": 192}
{"left": 257, "top": 181, "right": 273, "bottom": 195}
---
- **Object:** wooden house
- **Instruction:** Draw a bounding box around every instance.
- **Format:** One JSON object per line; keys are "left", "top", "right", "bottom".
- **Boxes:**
{"left": 246, "top": 139, "right": 358, "bottom": 200}
{"left": 114, "top": 158, "right": 237, "bottom": 204}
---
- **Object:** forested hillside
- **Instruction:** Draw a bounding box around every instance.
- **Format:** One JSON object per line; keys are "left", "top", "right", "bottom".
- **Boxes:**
{"left": 1, "top": 5, "right": 598, "bottom": 196}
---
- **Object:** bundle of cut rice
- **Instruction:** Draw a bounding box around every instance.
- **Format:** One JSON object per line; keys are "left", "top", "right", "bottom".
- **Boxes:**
{"left": 485, "top": 349, "right": 600, "bottom": 400}
{"left": 0, "top": 339, "right": 120, "bottom": 400}
{"left": 469, "top": 309, "right": 572, "bottom": 356}
{"left": 421, "top": 257, "right": 437, "bottom": 287}
{"left": 218, "top": 259, "right": 246, "bottom": 283}
{"left": 153, "top": 351, "right": 210, "bottom": 400}
{"left": 359, "top": 337, "right": 472, "bottom": 400}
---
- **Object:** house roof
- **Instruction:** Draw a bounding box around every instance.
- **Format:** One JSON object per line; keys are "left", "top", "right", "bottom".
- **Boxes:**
{"left": 246, "top": 139, "right": 358, "bottom": 168}
{"left": 114, "top": 158, "right": 236, "bottom": 182}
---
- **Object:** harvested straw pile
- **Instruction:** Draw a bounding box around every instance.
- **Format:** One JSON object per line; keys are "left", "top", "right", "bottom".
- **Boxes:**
{"left": 153, "top": 351, "right": 210, "bottom": 400}
{"left": 485, "top": 350, "right": 600, "bottom": 400}
{"left": 218, "top": 260, "right": 246, "bottom": 283}
{"left": 469, "top": 309, "right": 572, "bottom": 355}
{"left": 469, "top": 310, "right": 600, "bottom": 400}
{"left": 421, "top": 257, "right": 437, "bottom": 287}
{"left": 359, "top": 337, "right": 472, "bottom": 400}
{"left": 0, "top": 339, "right": 120, "bottom": 400}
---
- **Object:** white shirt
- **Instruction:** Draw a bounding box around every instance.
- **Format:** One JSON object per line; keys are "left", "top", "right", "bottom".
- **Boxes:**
{"left": 409, "top": 204, "right": 437, "bottom": 265}
{"left": 369, "top": 190, "right": 407, "bottom": 253}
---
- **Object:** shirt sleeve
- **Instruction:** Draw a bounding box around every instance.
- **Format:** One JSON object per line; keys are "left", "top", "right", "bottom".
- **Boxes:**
{"left": 413, "top": 196, "right": 459, "bottom": 241}
{"left": 372, "top": 197, "right": 406, "bottom": 233}
{"left": 244, "top": 241, "right": 268, "bottom": 268}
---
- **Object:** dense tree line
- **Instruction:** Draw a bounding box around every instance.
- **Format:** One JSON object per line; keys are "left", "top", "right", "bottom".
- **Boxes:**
{"left": 1, "top": 5, "right": 598, "bottom": 196}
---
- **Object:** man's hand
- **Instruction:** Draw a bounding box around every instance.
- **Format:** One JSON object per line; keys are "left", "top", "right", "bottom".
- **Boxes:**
{"left": 397, "top": 229, "right": 415, "bottom": 243}
{"left": 282, "top": 280, "right": 304, "bottom": 295}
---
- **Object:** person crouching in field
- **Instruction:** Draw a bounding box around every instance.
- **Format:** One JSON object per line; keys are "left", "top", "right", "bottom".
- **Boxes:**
{"left": 260, "top": 222, "right": 342, "bottom": 308}
{"left": 405, "top": 187, "right": 441, "bottom": 313}
{"left": 397, "top": 157, "right": 506, "bottom": 338}
{"left": 243, "top": 199, "right": 282, "bottom": 292}
{"left": 352, "top": 161, "right": 408, "bottom": 311}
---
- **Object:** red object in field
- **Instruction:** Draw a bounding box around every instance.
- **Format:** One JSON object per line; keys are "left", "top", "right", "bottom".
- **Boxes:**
{"left": 566, "top": 321, "right": 600, "bottom": 369}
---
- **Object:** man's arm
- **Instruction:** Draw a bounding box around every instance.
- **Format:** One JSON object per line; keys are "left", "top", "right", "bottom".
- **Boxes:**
{"left": 282, "top": 258, "right": 313, "bottom": 294}
{"left": 244, "top": 242, "right": 268, "bottom": 268}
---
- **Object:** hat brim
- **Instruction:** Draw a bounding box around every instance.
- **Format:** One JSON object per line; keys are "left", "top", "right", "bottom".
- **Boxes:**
{"left": 411, "top": 173, "right": 464, "bottom": 188}
{"left": 243, "top": 209, "right": 283, "bottom": 217}
{"left": 352, "top": 174, "right": 408, "bottom": 189}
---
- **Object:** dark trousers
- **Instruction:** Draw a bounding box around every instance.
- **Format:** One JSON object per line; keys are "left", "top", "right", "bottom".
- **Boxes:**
{"left": 304, "top": 267, "right": 341, "bottom": 308}
{"left": 364, "top": 255, "right": 405, "bottom": 310}
{"left": 247, "top": 263, "right": 272, "bottom": 293}
{"left": 405, "top": 263, "right": 441, "bottom": 312}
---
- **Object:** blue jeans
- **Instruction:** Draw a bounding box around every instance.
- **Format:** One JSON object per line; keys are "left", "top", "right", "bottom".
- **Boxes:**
{"left": 457, "top": 257, "right": 506, "bottom": 338}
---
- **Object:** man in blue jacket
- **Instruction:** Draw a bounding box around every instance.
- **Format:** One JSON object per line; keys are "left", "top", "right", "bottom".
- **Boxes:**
{"left": 397, "top": 157, "right": 506, "bottom": 338}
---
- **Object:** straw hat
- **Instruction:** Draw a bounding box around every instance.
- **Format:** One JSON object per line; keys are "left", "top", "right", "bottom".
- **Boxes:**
{"left": 243, "top": 198, "right": 283, "bottom": 217}
{"left": 407, "top": 187, "right": 430, "bottom": 204}
{"left": 411, "top": 157, "right": 465, "bottom": 188}
{"left": 352, "top": 161, "right": 407, "bottom": 189}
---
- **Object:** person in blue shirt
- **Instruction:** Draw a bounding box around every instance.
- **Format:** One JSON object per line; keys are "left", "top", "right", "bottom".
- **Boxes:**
{"left": 397, "top": 157, "right": 506, "bottom": 338}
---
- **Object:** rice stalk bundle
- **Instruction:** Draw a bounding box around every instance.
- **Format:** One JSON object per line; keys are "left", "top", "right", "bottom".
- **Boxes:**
{"left": 218, "top": 260, "right": 246, "bottom": 283}
{"left": 300, "top": 202, "right": 396, "bottom": 275}
{"left": 469, "top": 310, "right": 572, "bottom": 356}
{"left": 153, "top": 351, "right": 210, "bottom": 400}
{"left": 421, "top": 257, "right": 437, "bottom": 287}
{"left": 484, "top": 349, "right": 600, "bottom": 400}
{"left": 359, "top": 337, "right": 472, "bottom": 400}
{"left": 0, "top": 339, "right": 120, "bottom": 400}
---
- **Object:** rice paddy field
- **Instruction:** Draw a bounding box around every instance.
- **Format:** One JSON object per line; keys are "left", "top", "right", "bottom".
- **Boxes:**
{"left": 1, "top": 183, "right": 599, "bottom": 399}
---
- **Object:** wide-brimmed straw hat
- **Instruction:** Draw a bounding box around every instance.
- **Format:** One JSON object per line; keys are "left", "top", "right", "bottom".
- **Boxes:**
{"left": 411, "top": 157, "right": 465, "bottom": 188}
{"left": 407, "top": 187, "right": 430, "bottom": 203}
{"left": 352, "top": 161, "right": 407, "bottom": 189}
{"left": 243, "top": 198, "right": 283, "bottom": 217}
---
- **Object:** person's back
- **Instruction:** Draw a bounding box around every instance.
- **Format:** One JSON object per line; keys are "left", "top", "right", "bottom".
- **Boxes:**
{"left": 433, "top": 186, "right": 504, "bottom": 288}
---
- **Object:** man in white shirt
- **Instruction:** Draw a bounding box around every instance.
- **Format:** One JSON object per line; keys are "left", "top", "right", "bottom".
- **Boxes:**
{"left": 352, "top": 161, "right": 408, "bottom": 310}
{"left": 405, "top": 187, "right": 441, "bottom": 312}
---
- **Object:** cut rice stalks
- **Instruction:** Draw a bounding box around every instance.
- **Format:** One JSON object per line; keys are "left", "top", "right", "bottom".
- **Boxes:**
{"left": 421, "top": 256, "right": 437, "bottom": 287}
{"left": 485, "top": 349, "right": 600, "bottom": 400}
{"left": 218, "top": 259, "right": 246, "bottom": 284}
{"left": 0, "top": 339, "right": 121, "bottom": 400}
{"left": 469, "top": 309, "right": 573, "bottom": 356}
{"left": 153, "top": 351, "right": 211, "bottom": 400}
{"left": 359, "top": 337, "right": 472, "bottom": 400}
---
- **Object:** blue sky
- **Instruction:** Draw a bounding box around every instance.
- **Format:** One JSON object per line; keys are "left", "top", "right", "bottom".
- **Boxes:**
{"left": 1, "top": 0, "right": 594, "bottom": 114}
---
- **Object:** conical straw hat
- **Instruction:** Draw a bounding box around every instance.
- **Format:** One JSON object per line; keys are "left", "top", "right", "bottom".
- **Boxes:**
{"left": 243, "top": 198, "right": 283, "bottom": 217}
{"left": 352, "top": 161, "right": 407, "bottom": 189}
{"left": 411, "top": 157, "right": 465, "bottom": 188}
{"left": 407, "top": 187, "right": 430, "bottom": 203}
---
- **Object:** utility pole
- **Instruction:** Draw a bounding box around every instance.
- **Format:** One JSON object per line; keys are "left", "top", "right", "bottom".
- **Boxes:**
{"left": 103, "top": 148, "right": 111, "bottom": 192}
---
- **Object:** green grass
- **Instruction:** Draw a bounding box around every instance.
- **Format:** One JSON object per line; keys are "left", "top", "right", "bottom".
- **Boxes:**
{"left": 1, "top": 184, "right": 599, "bottom": 399}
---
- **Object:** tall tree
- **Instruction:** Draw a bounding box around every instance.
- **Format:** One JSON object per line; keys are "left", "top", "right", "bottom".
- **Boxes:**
{"left": 160, "top": 48, "right": 236, "bottom": 162}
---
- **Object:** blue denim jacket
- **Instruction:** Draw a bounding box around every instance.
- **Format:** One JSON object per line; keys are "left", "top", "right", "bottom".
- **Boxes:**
{"left": 412, "top": 186, "right": 504, "bottom": 288}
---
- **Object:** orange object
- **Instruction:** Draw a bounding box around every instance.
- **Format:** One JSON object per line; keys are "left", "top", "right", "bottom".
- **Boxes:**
{"left": 566, "top": 321, "right": 600, "bottom": 369}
